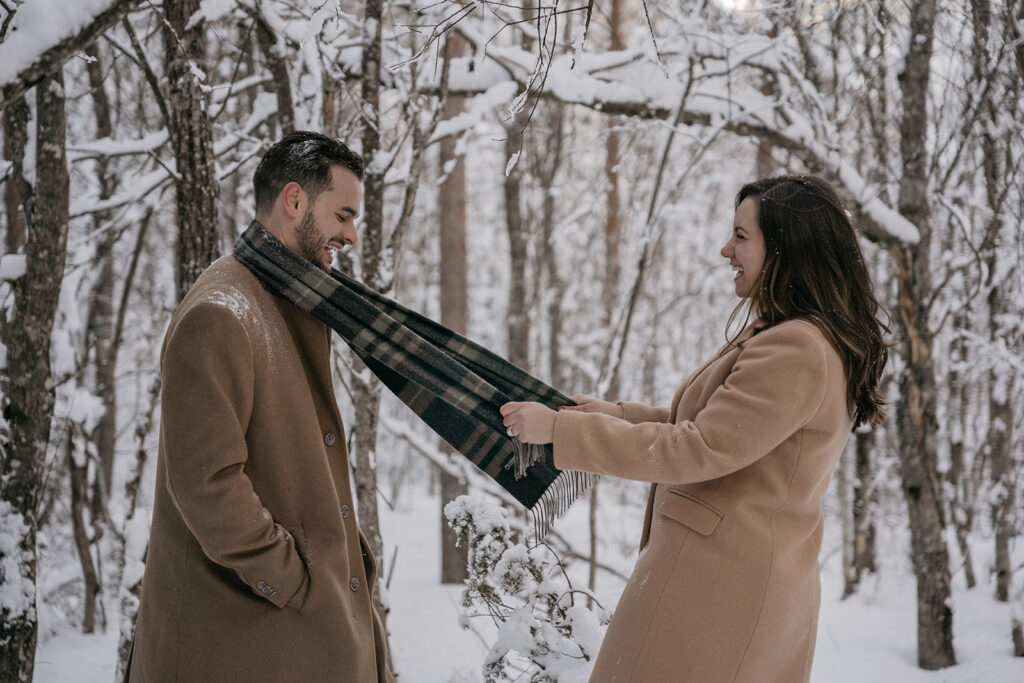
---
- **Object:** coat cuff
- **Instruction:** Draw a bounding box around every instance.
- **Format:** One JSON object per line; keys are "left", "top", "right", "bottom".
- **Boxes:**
{"left": 553, "top": 410, "right": 595, "bottom": 472}
{"left": 619, "top": 401, "right": 671, "bottom": 424}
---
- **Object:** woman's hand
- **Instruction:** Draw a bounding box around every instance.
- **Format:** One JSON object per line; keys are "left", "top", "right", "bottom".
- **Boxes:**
{"left": 500, "top": 402, "right": 557, "bottom": 445}
{"left": 561, "top": 394, "right": 624, "bottom": 418}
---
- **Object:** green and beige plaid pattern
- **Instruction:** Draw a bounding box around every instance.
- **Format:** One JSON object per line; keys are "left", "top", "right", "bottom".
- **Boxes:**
{"left": 234, "top": 220, "right": 596, "bottom": 539}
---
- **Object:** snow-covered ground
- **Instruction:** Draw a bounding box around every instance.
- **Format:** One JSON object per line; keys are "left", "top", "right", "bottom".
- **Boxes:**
{"left": 35, "top": 487, "right": 1024, "bottom": 682}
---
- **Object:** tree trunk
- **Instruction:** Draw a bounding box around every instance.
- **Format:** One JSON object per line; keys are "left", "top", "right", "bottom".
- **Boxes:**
{"left": 2, "top": 116, "right": 26, "bottom": 254}
{"left": 945, "top": 305, "right": 976, "bottom": 589}
{"left": 438, "top": 34, "right": 469, "bottom": 585}
{"left": 83, "top": 41, "right": 117, "bottom": 534}
{"left": 590, "top": 0, "right": 626, "bottom": 600}
{"left": 533, "top": 105, "right": 566, "bottom": 388}
{"left": 504, "top": 118, "right": 530, "bottom": 370}
{"left": 115, "top": 376, "right": 160, "bottom": 679}
{"left": 353, "top": 0, "right": 392, "bottom": 660}
{"left": 986, "top": 363, "right": 1012, "bottom": 601}
{"left": 844, "top": 429, "right": 877, "bottom": 598}
{"left": 0, "top": 71, "right": 69, "bottom": 683}
{"left": 67, "top": 432, "right": 100, "bottom": 633}
{"left": 1014, "top": 607, "right": 1024, "bottom": 657}
{"left": 891, "top": 0, "right": 955, "bottom": 668}
{"left": 163, "top": 0, "right": 221, "bottom": 300}
{"left": 254, "top": 7, "right": 295, "bottom": 135}
{"left": 602, "top": 123, "right": 621, "bottom": 401}
{"left": 840, "top": 440, "right": 857, "bottom": 598}
{"left": 972, "top": 0, "right": 1016, "bottom": 604}
{"left": 852, "top": 430, "right": 877, "bottom": 579}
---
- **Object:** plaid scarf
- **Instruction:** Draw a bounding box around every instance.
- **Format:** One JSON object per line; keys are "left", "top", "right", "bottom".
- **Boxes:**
{"left": 233, "top": 220, "right": 596, "bottom": 539}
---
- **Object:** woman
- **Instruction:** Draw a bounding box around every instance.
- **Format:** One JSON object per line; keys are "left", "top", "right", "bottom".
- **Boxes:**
{"left": 501, "top": 175, "right": 889, "bottom": 682}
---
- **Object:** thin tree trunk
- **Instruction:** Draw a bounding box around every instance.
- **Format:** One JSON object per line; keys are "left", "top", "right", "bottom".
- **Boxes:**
{"left": 891, "top": 0, "right": 955, "bottom": 668}
{"left": 590, "top": 0, "right": 626, "bottom": 601}
{"left": 985, "top": 369, "right": 1012, "bottom": 601}
{"left": 3, "top": 115, "right": 26, "bottom": 253}
{"left": 67, "top": 432, "right": 100, "bottom": 633}
{"left": 353, "top": 0, "right": 391, "bottom": 661}
{"left": 602, "top": 124, "right": 621, "bottom": 401}
{"left": 0, "top": 71, "right": 69, "bottom": 683}
{"left": 1014, "top": 605, "right": 1024, "bottom": 656}
{"left": 504, "top": 116, "right": 530, "bottom": 370}
{"left": 534, "top": 106, "right": 566, "bottom": 388}
{"left": 83, "top": 40, "right": 117, "bottom": 539}
{"left": 438, "top": 34, "right": 469, "bottom": 585}
{"left": 115, "top": 376, "right": 160, "bottom": 679}
{"left": 945, "top": 309, "right": 976, "bottom": 590}
{"left": 852, "top": 430, "right": 877, "bottom": 579}
{"left": 840, "top": 440, "right": 857, "bottom": 598}
{"left": 163, "top": 0, "right": 221, "bottom": 300}
{"left": 253, "top": 7, "right": 294, "bottom": 135}
{"left": 972, "top": 0, "right": 1015, "bottom": 603}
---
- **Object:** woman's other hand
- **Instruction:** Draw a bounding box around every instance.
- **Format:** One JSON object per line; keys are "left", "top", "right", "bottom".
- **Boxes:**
{"left": 500, "top": 402, "right": 557, "bottom": 444}
{"left": 562, "top": 394, "right": 624, "bottom": 418}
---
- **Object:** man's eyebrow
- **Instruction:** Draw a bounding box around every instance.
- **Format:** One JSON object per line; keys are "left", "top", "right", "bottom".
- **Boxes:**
{"left": 337, "top": 206, "right": 359, "bottom": 218}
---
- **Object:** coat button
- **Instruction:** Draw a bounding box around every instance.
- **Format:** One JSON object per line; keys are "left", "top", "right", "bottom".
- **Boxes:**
{"left": 349, "top": 577, "right": 360, "bottom": 591}
{"left": 324, "top": 432, "right": 336, "bottom": 446}
{"left": 341, "top": 504, "right": 349, "bottom": 518}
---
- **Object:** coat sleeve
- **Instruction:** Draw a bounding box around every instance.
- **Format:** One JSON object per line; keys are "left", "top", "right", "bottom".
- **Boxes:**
{"left": 553, "top": 321, "right": 833, "bottom": 484}
{"left": 160, "top": 300, "right": 309, "bottom": 609}
{"left": 618, "top": 401, "right": 671, "bottom": 424}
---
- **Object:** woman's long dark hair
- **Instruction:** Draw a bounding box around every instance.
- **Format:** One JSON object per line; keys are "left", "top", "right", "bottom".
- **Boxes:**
{"left": 731, "top": 175, "right": 890, "bottom": 429}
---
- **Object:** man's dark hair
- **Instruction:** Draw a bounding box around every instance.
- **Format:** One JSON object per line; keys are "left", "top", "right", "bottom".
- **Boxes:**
{"left": 253, "top": 131, "right": 364, "bottom": 214}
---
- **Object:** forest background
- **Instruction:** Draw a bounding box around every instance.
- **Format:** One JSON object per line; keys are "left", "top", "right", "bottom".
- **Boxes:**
{"left": 0, "top": 0, "right": 1022, "bottom": 681}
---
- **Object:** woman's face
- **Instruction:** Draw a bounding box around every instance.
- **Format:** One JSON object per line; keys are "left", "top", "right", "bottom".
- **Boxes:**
{"left": 720, "top": 196, "right": 766, "bottom": 298}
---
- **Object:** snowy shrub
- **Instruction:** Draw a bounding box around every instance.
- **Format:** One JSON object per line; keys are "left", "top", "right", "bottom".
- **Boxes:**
{"left": 444, "top": 494, "right": 609, "bottom": 682}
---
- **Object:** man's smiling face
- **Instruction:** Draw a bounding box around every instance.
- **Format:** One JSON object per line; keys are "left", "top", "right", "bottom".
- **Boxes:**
{"left": 290, "top": 164, "right": 361, "bottom": 271}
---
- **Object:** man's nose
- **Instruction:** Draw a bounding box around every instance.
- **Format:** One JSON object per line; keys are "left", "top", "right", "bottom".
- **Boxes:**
{"left": 344, "top": 223, "right": 359, "bottom": 246}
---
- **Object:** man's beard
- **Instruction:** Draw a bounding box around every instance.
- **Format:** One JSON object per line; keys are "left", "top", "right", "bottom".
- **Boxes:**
{"left": 295, "top": 209, "right": 330, "bottom": 272}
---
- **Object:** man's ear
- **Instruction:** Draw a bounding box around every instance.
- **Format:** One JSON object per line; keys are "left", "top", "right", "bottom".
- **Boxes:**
{"left": 281, "top": 181, "right": 306, "bottom": 219}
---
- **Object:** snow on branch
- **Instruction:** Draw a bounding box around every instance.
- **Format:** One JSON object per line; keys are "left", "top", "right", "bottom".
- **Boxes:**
{"left": 66, "top": 74, "right": 271, "bottom": 163}
{"left": 406, "top": 20, "right": 920, "bottom": 246}
{"left": 0, "top": 0, "right": 141, "bottom": 112}
{"left": 69, "top": 91, "right": 278, "bottom": 219}
{"left": 445, "top": 493, "right": 608, "bottom": 681}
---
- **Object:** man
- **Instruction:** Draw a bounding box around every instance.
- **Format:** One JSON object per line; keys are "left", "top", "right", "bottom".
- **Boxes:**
{"left": 127, "top": 132, "right": 394, "bottom": 682}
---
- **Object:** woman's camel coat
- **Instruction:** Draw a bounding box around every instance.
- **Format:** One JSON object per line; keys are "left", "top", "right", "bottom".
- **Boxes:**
{"left": 553, "top": 319, "right": 853, "bottom": 682}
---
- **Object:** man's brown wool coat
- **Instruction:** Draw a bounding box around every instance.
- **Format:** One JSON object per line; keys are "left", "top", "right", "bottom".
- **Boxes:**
{"left": 553, "top": 319, "right": 853, "bottom": 682}
{"left": 127, "top": 256, "right": 393, "bottom": 682}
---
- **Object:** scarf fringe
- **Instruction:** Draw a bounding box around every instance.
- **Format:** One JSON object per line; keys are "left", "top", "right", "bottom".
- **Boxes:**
{"left": 529, "top": 470, "right": 599, "bottom": 541}
{"left": 510, "top": 437, "right": 547, "bottom": 480}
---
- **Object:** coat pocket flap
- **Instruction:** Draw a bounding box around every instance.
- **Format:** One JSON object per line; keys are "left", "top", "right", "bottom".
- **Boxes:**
{"left": 657, "top": 490, "right": 723, "bottom": 536}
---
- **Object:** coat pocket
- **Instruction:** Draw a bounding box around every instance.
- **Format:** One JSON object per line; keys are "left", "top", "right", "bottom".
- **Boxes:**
{"left": 658, "top": 489, "right": 723, "bottom": 536}
{"left": 285, "top": 525, "right": 312, "bottom": 610}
